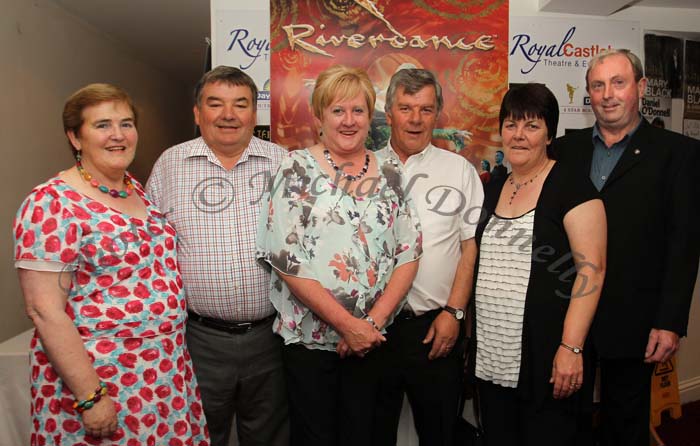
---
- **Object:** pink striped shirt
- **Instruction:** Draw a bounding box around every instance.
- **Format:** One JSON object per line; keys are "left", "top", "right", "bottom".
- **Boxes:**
{"left": 147, "top": 136, "right": 286, "bottom": 321}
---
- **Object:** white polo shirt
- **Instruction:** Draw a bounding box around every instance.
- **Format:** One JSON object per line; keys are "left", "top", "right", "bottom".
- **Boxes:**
{"left": 377, "top": 143, "right": 484, "bottom": 314}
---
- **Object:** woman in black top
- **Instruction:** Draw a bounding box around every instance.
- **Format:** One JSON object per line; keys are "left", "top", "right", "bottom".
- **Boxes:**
{"left": 471, "top": 83, "right": 606, "bottom": 445}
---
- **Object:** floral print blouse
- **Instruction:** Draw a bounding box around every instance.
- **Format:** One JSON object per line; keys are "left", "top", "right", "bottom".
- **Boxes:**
{"left": 257, "top": 149, "right": 422, "bottom": 351}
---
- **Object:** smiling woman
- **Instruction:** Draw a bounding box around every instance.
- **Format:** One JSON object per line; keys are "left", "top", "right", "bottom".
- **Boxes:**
{"left": 470, "top": 83, "right": 607, "bottom": 446}
{"left": 256, "top": 65, "right": 423, "bottom": 446}
{"left": 13, "top": 83, "right": 210, "bottom": 445}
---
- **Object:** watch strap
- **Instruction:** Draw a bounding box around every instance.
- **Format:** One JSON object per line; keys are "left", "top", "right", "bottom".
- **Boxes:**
{"left": 560, "top": 341, "right": 583, "bottom": 354}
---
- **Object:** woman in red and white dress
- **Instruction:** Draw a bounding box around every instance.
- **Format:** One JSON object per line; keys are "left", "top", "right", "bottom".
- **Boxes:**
{"left": 14, "top": 83, "right": 209, "bottom": 446}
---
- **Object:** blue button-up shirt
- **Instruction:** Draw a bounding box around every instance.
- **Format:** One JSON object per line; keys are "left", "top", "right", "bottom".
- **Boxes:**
{"left": 590, "top": 116, "right": 643, "bottom": 190}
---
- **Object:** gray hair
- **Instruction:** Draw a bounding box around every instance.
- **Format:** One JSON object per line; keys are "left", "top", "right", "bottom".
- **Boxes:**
{"left": 385, "top": 68, "right": 443, "bottom": 114}
{"left": 194, "top": 66, "right": 258, "bottom": 109}
{"left": 586, "top": 49, "right": 644, "bottom": 89}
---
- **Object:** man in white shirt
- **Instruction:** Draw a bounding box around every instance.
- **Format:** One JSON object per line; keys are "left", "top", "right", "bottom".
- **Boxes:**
{"left": 375, "top": 68, "right": 483, "bottom": 445}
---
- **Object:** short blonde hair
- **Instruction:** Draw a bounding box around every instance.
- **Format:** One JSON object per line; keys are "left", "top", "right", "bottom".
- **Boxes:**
{"left": 311, "top": 65, "right": 376, "bottom": 120}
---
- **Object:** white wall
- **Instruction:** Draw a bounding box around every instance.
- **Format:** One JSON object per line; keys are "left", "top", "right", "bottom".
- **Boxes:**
{"left": 511, "top": 0, "right": 700, "bottom": 403}
{"left": 0, "top": 0, "right": 195, "bottom": 341}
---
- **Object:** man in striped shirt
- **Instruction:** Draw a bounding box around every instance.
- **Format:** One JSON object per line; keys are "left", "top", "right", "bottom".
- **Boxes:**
{"left": 147, "top": 67, "right": 288, "bottom": 446}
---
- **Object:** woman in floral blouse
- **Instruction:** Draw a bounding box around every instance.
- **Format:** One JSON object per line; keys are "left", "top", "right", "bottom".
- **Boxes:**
{"left": 257, "top": 65, "right": 422, "bottom": 446}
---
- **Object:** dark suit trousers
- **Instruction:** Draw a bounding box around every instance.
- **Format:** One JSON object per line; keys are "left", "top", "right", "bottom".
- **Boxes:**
{"left": 597, "top": 357, "right": 655, "bottom": 446}
{"left": 373, "top": 310, "right": 465, "bottom": 446}
{"left": 186, "top": 318, "right": 289, "bottom": 446}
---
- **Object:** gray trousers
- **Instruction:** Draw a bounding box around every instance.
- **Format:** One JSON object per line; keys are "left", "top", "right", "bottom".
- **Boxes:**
{"left": 186, "top": 317, "right": 289, "bottom": 446}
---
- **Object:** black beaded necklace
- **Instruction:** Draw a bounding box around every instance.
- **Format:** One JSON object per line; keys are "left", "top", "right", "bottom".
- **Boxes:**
{"left": 323, "top": 149, "right": 370, "bottom": 182}
{"left": 507, "top": 161, "right": 549, "bottom": 205}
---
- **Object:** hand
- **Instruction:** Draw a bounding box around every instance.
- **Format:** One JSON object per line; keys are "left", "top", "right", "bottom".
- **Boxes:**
{"left": 550, "top": 347, "right": 583, "bottom": 399}
{"left": 338, "top": 316, "right": 385, "bottom": 356}
{"left": 644, "top": 328, "right": 679, "bottom": 363}
{"left": 336, "top": 339, "right": 351, "bottom": 359}
{"left": 82, "top": 396, "right": 118, "bottom": 439}
{"left": 423, "top": 311, "right": 460, "bottom": 360}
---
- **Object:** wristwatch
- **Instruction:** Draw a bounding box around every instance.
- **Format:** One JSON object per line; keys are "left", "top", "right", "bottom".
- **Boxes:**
{"left": 443, "top": 305, "right": 465, "bottom": 321}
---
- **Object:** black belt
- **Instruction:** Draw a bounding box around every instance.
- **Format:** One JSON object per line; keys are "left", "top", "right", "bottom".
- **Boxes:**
{"left": 187, "top": 310, "right": 275, "bottom": 334}
{"left": 396, "top": 307, "right": 441, "bottom": 321}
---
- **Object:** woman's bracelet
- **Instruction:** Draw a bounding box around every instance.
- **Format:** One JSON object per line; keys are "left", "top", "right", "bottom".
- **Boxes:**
{"left": 73, "top": 382, "right": 108, "bottom": 413}
{"left": 560, "top": 341, "right": 583, "bottom": 354}
{"left": 363, "top": 315, "right": 380, "bottom": 331}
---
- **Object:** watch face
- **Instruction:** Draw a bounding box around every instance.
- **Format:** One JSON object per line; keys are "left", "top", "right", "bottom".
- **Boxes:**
{"left": 455, "top": 309, "right": 465, "bottom": 320}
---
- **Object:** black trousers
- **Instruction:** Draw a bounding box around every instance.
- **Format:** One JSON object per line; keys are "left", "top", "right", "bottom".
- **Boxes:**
{"left": 282, "top": 343, "right": 382, "bottom": 446}
{"left": 478, "top": 379, "right": 587, "bottom": 446}
{"left": 373, "top": 310, "right": 465, "bottom": 446}
{"left": 596, "top": 357, "right": 655, "bottom": 446}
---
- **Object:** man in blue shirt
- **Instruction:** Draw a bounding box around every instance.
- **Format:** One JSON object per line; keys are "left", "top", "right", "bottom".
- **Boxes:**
{"left": 555, "top": 49, "right": 699, "bottom": 446}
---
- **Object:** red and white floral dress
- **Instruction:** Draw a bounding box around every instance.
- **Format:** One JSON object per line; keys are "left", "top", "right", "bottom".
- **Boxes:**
{"left": 13, "top": 176, "right": 209, "bottom": 446}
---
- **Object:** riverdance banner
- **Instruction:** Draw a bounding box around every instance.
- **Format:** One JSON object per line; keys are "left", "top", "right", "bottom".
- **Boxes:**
{"left": 509, "top": 17, "right": 640, "bottom": 135}
{"left": 212, "top": 0, "right": 271, "bottom": 128}
{"left": 684, "top": 40, "right": 700, "bottom": 139}
{"left": 270, "top": 0, "right": 508, "bottom": 170}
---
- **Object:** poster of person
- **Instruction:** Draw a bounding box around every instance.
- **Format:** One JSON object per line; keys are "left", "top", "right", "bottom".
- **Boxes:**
{"left": 641, "top": 96, "right": 672, "bottom": 130}
{"left": 644, "top": 34, "right": 683, "bottom": 100}
{"left": 683, "top": 39, "right": 700, "bottom": 140}
{"left": 269, "top": 0, "right": 508, "bottom": 172}
{"left": 509, "top": 17, "right": 639, "bottom": 135}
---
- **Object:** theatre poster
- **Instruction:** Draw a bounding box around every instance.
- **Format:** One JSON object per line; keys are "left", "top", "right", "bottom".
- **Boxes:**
{"left": 269, "top": 0, "right": 509, "bottom": 172}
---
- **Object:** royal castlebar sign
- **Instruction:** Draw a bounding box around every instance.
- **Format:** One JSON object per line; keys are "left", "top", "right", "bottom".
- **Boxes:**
{"left": 509, "top": 17, "right": 639, "bottom": 134}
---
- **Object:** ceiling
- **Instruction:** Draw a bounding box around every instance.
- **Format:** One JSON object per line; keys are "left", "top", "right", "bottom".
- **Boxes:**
{"left": 540, "top": 0, "right": 700, "bottom": 14}
{"left": 52, "top": 0, "right": 698, "bottom": 89}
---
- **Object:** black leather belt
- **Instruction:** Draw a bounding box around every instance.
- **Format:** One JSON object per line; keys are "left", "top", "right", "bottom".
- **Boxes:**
{"left": 396, "top": 308, "right": 441, "bottom": 321}
{"left": 187, "top": 310, "right": 275, "bottom": 334}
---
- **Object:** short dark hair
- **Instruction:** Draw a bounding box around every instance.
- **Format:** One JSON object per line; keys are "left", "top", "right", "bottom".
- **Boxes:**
{"left": 498, "top": 83, "right": 559, "bottom": 158}
{"left": 63, "top": 83, "right": 137, "bottom": 159}
{"left": 194, "top": 66, "right": 258, "bottom": 109}
{"left": 385, "top": 68, "right": 443, "bottom": 115}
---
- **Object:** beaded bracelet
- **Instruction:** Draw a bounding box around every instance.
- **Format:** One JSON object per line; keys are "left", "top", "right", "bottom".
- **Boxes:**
{"left": 363, "top": 315, "right": 380, "bottom": 331}
{"left": 73, "top": 382, "right": 108, "bottom": 413}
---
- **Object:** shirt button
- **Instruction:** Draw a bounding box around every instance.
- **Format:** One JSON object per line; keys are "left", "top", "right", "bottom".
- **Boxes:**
{"left": 601, "top": 176, "right": 607, "bottom": 181}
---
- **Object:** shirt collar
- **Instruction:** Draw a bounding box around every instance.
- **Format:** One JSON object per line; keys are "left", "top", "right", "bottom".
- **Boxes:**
{"left": 185, "top": 136, "right": 274, "bottom": 161}
{"left": 592, "top": 113, "right": 644, "bottom": 147}
{"left": 386, "top": 141, "right": 433, "bottom": 164}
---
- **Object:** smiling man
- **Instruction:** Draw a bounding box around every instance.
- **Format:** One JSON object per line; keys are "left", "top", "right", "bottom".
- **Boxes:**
{"left": 556, "top": 49, "right": 700, "bottom": 446}
{"left": 147, "top": 67, "right": 288, "bottom": 446}
{"left": 376, "top": 68, "right": 483, "bottom": 445}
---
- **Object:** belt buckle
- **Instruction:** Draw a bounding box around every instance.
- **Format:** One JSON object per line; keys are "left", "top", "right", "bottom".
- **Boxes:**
{"left": 230, "top": 322, "right": 253, "bottom": 334}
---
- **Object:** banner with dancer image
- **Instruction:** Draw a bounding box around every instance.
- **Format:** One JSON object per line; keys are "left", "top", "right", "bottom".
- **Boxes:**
{"left": 269, "top": 0, "right": 509, "bottom": 176}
